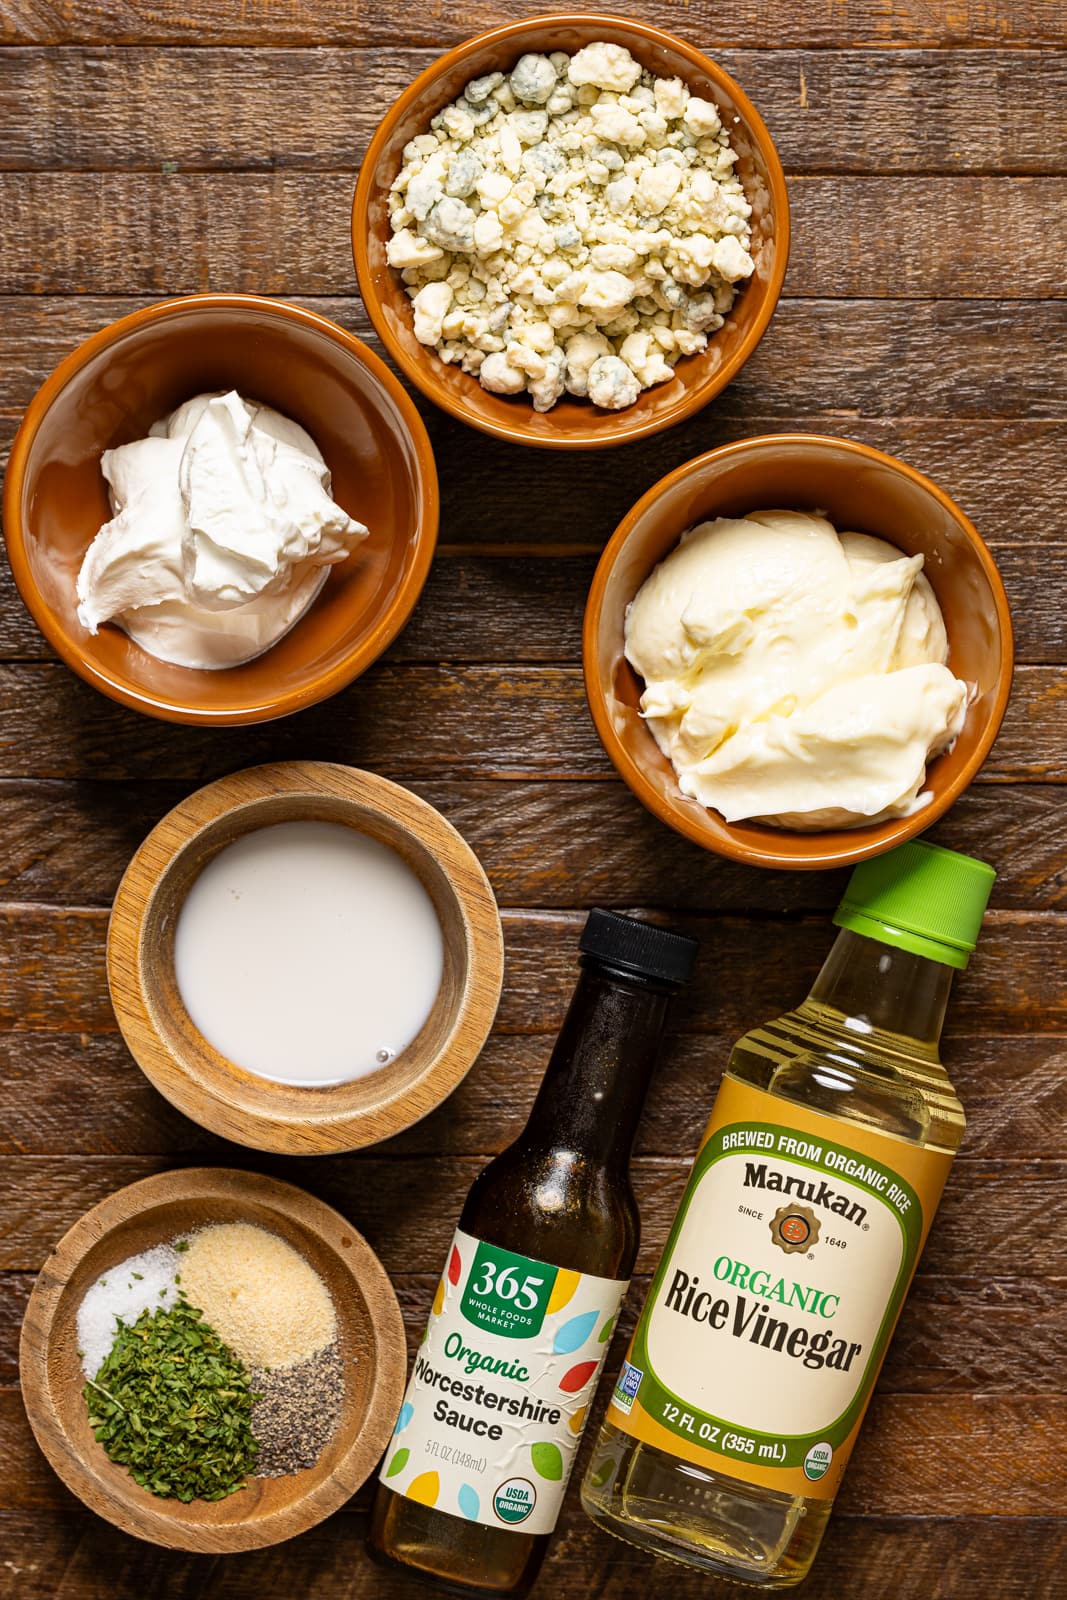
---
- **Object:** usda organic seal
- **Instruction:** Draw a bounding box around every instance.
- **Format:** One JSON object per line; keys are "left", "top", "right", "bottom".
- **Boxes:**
{"left": 493, "top": 1477, "right": 536, "bottom": 1524}
{"left": 803, "top": 1442, "right": 833, "bottom": 1482}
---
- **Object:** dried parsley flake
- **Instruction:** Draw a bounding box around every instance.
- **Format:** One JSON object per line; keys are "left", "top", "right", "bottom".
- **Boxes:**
{"left": 84, "top": 1296, "right": 258, "bottom": 1502}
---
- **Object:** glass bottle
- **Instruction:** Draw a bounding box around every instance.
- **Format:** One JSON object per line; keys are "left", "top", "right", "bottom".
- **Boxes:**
{"left": 582, "top": 841, "right": 995, "bottom": 1588}
{"left": 369, "top": 908, "right": 697, "bottom": 1596}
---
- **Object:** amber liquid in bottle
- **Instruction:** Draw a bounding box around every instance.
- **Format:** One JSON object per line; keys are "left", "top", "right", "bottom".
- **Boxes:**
{"left": 582, "top": 931, "right": 966, "bottom": 1588}
{"left": 369, "top": 920, "right": 693, "bottom": 1596}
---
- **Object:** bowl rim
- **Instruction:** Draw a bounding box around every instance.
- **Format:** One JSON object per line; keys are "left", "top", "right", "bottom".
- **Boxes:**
{"left": 1, "top": 292, "right": 441, "bottom": 726}
{"left": 582, "top": 431, "right": 1016, "bottom": 870}
{"left": 18, "top": 1166, "right": 408, "bottom": 1552}
{"left": 352, "top": 11, "right": 791, "bottom": 451}
{"left": 107, "top": 761, "right": 505, "bottom": 1153}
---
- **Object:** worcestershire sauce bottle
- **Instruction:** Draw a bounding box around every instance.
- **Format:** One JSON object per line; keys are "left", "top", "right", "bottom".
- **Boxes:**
{"left": 368, "top": 909, "right": 697, "bottom": 1595}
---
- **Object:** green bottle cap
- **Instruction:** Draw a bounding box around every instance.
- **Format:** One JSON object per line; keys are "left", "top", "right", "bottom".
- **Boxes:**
{"left": 833, "top": 840, "right": 995, "bottom": 970}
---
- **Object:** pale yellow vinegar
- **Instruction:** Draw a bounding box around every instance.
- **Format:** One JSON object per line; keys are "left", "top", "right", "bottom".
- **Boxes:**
{"left": 174, "top": 820, "right": 444, "bottom": 1087}
{"left": 582, "top": 931, "right": 966, "bottom": 1588}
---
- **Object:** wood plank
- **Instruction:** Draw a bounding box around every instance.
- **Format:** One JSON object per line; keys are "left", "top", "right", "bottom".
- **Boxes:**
{"left": 1, "top": 1154, "right": 1064, "bottom": 1279}
{"left": 1, "top": 903, "right": 1065, "bottom": 1038}
{"left": 2, "top": 49, "right": 1064, "bottom": 176}
{"left": 0, "top": 1506, "right": 1063, "bottom": 1600}
{"left": 0, "top": 663, "right": 1056, "bottom": 784}
{"left": 2, "top": 1502, "right": 1066, "bottom": 1600}
{"left": 0, "top": 541, "right": 1062, "bottom": 665}
{"left": 4, "top": 1263, "right": 1063, "bottom": 1395}
{"left": 1, "top": 174, "right": 1064, "bottom": 299}
{"left": 0, "top": 8, "right": 1060, "bottom": 1589}
{"left": 2, "top": 297, "right": 1063, "bottom": 423}
{"left": 0, "top": 0, "right": 1059, "bottom": 49}
{"left": 0, "top": 778, "right": 1064, "bottom": 914}
{"left": 0, "top": 1025, "right": 1063, "bottom": 1162}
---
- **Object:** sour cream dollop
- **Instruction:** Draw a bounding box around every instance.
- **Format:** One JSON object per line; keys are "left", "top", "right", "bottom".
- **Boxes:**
{"left": 76, "top": 390, "right": 369, "bottom": 669}
{"left": 624, "top": 510, "right": 969, "bottom": 830}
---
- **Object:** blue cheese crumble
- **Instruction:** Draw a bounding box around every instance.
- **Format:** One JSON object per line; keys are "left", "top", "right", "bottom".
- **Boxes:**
{"left": 386, "top": 42, "right": 755, "bottom": 412}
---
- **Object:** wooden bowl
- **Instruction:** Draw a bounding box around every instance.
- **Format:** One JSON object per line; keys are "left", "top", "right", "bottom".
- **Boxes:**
{"left": 584, "top": 434, "right": 1015, "bottom": 870}
{"left": 19, "top": 1167, "right": 407, "bottom": 1552}
{"left": 108, "top": 761, "right": 504, "bottom": 1151}
{"left": 352, "top": 13, "right": 789, "bottom": 450}
{"left": 2, "top": 294, "right": 439, "bottom": 725}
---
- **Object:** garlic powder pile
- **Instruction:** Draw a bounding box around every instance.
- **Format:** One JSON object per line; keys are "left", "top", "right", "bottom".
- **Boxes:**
{"left": 177, "top": 1222, "right": 336, "bottom": 1369}
{"left": 387, "top": 41, "right": 754, "bottom": 411}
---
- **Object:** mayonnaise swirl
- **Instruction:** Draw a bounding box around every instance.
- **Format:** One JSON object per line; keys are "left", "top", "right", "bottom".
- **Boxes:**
{"left": 624, "top": 511, "right": 968, "bottom": 830}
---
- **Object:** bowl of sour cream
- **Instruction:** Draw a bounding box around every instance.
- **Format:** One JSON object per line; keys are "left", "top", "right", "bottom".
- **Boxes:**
{"left": 583, "top": 434, "right": 1014, "bottom": 870}
{"left": 107, "top": 761, "right": 504, "bottom": 1153}
{"left": 2, "top": 295, "right": 439, "bottom": 724}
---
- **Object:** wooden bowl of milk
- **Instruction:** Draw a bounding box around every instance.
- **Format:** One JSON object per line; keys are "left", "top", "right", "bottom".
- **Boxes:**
{"left": 108, "top": 762, "right": 504, "bottom": 1153}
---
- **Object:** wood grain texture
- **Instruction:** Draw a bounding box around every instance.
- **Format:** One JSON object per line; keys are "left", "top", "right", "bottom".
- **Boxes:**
{"left": 1, "top": 540, "right": 1066, "bottom": 665}
{"left": 3, "top": 298, "right": 1065, "bottom": 425}
{"left": 0, "top": 661, "right": 1058, "bottom": 782}
{"left": 1, "top": 6, "right": 1064, "bottom": 1594}
{"left": 2, "top": 779, "right": 1066, "bottom": 911}
{"left": 2, "top": 173, "right": 1064, "bottom": 298}
{"left": 2, "top": 1155, "right": 1065, "bottom": 1281}
{"left": 2, "top": 1029, "right": 1064, "bottom": 1162}
{"left": 0, "top": 1506, "right": 1064, "bottom": 1600}
{"left": 2, "top": 49, "right": 1064, "bottom": 175}
{"left": 0, "top": 0, "right": 1060, "bottom": 48}
{"left": 3, "top": 904, "right": 1066, "bottom": 1038}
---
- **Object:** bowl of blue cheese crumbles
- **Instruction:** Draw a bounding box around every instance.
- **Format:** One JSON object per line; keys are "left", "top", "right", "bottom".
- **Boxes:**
{"left": 353, "top": 16, "right": 789, "bottom": 449}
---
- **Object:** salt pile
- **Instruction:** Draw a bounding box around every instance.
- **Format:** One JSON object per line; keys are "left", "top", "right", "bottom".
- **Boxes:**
{"left": 76, "top": 1243, "right": 181, "bottom": 1378}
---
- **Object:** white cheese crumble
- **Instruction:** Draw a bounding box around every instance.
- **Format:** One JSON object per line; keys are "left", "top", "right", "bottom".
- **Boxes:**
{"left": 386, "top": 43, "right": 755, "bottom": 412}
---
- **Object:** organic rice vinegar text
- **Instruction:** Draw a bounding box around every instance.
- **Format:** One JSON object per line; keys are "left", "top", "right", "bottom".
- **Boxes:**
{"left": 582, "top": 841, "right": 995, "bottom": 1587}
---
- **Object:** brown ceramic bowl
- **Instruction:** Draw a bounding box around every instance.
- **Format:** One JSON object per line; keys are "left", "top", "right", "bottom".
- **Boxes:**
{"left": 108, "top": 761, "right": 504, "bottom": 1154}
{"left": 2, "top": 294, "right": 439, "bottom": 725}
{"left": 352, "top": 13, "right": 789, "bottom": 450}
{"left": 584, "top": 435, "right": 1014, "bottom": 870}
{"left": 20, "top": 1168, "right": 407, "bottom": 1551}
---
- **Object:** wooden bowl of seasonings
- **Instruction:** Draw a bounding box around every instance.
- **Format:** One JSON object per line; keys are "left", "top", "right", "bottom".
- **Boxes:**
{"left": 107, "top": 760, "right": 504, "bottom": 1154}
{"left": 19, "top": 1168, "right": 407, "bottom": 1551}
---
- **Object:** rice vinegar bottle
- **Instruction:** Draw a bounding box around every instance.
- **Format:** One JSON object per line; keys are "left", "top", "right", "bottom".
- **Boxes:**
{"left": 369, "top": 909, "right": 697, "bottom": 1595}
{"left": 582, "top": 841, "right": 995, "bottom": 1587}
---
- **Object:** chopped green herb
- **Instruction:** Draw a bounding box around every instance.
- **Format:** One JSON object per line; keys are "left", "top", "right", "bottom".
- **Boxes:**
{"left": 132, "top": 1272, "right": 143, "bottom": 1281}
{"left": 84, "top": 1296, "right": 258, "bottom": 1503}
{"left": 174, "top": 1240, "right": 190, "bottom": 1253}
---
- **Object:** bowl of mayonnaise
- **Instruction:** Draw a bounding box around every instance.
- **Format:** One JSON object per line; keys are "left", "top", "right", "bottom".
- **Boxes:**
{"left": 3, "top": 294, "right": 439, "bottom": 724}
{"left": 583, "top": 433, "right": 1014, "bottom": 869}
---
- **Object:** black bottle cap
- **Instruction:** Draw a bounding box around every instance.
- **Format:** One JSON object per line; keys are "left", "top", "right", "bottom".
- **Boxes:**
{"left": 579, "top": 908, "right": 698, "bottom": 987}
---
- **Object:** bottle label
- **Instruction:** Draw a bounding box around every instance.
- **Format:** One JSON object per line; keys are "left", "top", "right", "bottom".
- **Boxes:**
{"left": 381, "top": 1228, "right": 628, "bottom": 1533}
{"left": 603, "top": 1077, "right": 953, "bottom": 1501}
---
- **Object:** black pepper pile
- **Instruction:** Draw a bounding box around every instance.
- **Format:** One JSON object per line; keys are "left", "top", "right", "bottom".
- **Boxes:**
{"left": 250, "top": 1344, "right": 345, "bottom": 1476}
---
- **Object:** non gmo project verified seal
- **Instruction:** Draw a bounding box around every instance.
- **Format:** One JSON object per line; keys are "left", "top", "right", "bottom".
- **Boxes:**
{"left": 614, "top": 1360, "right": 643, "bottom": 1413}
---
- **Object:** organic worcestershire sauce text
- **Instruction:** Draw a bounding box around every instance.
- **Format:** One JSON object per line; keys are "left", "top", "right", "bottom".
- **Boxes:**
{"left": 582, "top": 841, "right": 995, "bottom": 1587}
{"left": 368, "top": 909, "right": 697, "bottom": 1595}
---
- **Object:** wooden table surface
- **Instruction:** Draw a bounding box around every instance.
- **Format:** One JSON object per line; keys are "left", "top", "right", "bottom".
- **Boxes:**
{"left": 1, "top": 3, "right": 1065, "bottom": 1597}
